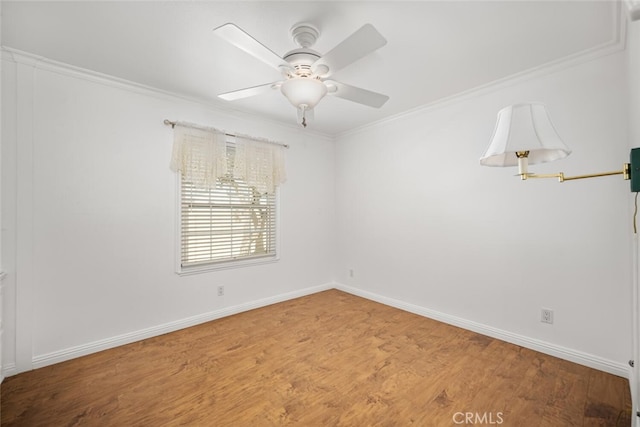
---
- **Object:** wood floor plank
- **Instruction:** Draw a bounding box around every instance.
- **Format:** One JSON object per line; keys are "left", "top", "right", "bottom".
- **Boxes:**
{"left": 583, "top": 369, "right": 632, "bottom": 426}
{"left": 540, "top": 359, "right": 591, "bottom": 427}
{"left": 1, "top": 290, "right": 631, "bottom": 426}
{"left": 501, "top": 351, "right": 562, "bottom": 426}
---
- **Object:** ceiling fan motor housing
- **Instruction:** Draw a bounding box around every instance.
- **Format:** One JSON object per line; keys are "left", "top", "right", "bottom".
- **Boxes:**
{"left": 283, "top": 48, "right": 321, "bottom": 77}
{"left": 284, "top": 23, "right": 325, "bottom": 77}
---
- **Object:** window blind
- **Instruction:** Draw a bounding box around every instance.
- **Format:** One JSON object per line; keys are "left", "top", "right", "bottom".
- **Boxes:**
{"left": 179, "top": 141, "right": 277, "bottom": 268}
{"left": 180, "top": 176, "right": 276, "bottom": 267}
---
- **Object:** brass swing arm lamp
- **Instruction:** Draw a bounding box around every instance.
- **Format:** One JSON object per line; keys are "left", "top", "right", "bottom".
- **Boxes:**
{"left": 514, "top": 150, "right": 631, "bottom": 182}
{"left": 480, "top": 103, "right": 637, "bottom": 190}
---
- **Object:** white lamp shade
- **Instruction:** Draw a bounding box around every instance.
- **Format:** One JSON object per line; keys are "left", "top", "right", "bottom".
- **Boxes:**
{"left": 479, "top": 103, "right": 571, "bottom": 167}
{"left": 280, "top": 78, "right": 328, "bottom": 109}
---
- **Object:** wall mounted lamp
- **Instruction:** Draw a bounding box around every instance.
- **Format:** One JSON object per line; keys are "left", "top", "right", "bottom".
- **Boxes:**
{"left": 479, "top": 102, "right": 639, "bottom": 191}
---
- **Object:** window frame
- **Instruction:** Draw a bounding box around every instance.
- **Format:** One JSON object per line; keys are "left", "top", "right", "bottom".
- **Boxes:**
{"left": 174, "top": 141, "right": 281, "bottom": 275}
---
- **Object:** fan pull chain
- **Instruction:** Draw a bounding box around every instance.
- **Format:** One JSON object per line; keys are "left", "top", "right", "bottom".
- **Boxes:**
{"left": 299, "top": 106, "right": 308, "bottom": 128}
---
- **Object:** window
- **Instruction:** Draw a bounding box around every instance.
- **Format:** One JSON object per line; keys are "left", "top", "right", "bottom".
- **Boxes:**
{"left": 179, "top": 144, "right": 278, "bottom": 271}
{"left": 169, "top": 122, "right": 286, "bottom": 273}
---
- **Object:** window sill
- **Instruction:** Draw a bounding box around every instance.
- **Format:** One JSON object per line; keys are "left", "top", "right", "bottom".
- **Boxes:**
{"left": 176, "top": 255, "right": 279, "bottom": 276}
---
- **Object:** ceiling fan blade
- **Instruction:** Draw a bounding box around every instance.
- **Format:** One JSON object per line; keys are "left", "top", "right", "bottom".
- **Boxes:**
{"left": 312, "top": 24, "right": 386, "bottom": 77}
{"left": 213, "top": 23, "right": 291, "bottom": 72}
{"left": 218, "top": 82, "right": 281, "bottom": 101}
{"left": 326, "top": 80, "right": 389, "bottom": 108}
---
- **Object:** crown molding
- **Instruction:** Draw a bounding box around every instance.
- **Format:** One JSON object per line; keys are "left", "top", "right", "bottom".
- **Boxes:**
{"left": 339, "top": 39, "right": 625, "bottom": 139}
{"left": 0, "top": 47, "right": 334, "bottom": 142}
{"left": 2, "top": 0, "right": 628, "bottom": 143}
{"left": 337, "top": 1, "right": 627, "bottom": 140}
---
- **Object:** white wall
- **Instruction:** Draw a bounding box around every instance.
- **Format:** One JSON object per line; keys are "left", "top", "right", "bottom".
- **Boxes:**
{"left": 1, "top": 50, "right": 336, "bottom": 373}
{"left": 0, "top": 0, "right": 4, "bottom": 384}
{"left": 1, "top": 23, "right": 635, "bottom": 388}
{"left": 335, "top": 50, "right": 632, "bottom": 375}
{"left": 627, "top": 7, "right": 640, "bottom": 423}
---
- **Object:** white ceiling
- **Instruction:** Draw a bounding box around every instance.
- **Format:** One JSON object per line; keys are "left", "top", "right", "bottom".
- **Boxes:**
{"left": 2, "top": 1, "right": 620, "bottom": 136}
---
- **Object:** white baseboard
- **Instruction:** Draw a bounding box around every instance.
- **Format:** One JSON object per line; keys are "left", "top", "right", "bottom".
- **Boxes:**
{"left": 3, "top": 362, "right": 16, "bottom": 378}
{"left": 12, "top": 281, "right": 630, "bottom": 380}
{"left": 27, "top": 283, "right": 333, "bottom": 372}
{"left": 334, "top": 282, "right": 630, "bottom": 378}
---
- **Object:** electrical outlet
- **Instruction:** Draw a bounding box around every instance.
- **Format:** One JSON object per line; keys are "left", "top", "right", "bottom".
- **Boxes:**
{"left": 349, "top": 269, "right": 354, "bottom": 278}
{"left": 217, "top": 285, "right": 225, "bottom": 297}
{"left": 541, "top": 308, "right": 554, "bottom": 324}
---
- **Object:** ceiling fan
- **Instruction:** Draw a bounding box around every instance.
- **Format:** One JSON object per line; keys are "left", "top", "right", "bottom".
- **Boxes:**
{"left": 213, "top": 22, "right": 389, "bottom": 128}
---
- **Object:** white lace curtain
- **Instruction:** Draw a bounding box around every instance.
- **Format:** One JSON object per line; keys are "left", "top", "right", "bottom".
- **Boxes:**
{"left": 234, "top": 136, "right": 287, "bottom": 195}
{"left": 169, "top": 123, "right": 287, "bottom": 194}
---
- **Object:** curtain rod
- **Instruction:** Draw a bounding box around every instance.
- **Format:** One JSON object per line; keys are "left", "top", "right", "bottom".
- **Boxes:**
{"left": 163, "top": 120, "right": 289, "bottom": 149}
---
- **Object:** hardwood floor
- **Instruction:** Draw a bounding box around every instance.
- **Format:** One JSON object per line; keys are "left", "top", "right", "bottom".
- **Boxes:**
{"left": 1, "top": 289, "right": 632, "bottom": 426}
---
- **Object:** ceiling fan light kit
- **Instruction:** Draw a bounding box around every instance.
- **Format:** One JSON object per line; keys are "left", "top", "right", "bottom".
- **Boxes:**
{"left": 280, "top": 78, "right": 327, "bottom": 128}
{"left": 213, "top": 21, "right": 389, "bottom": 128}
